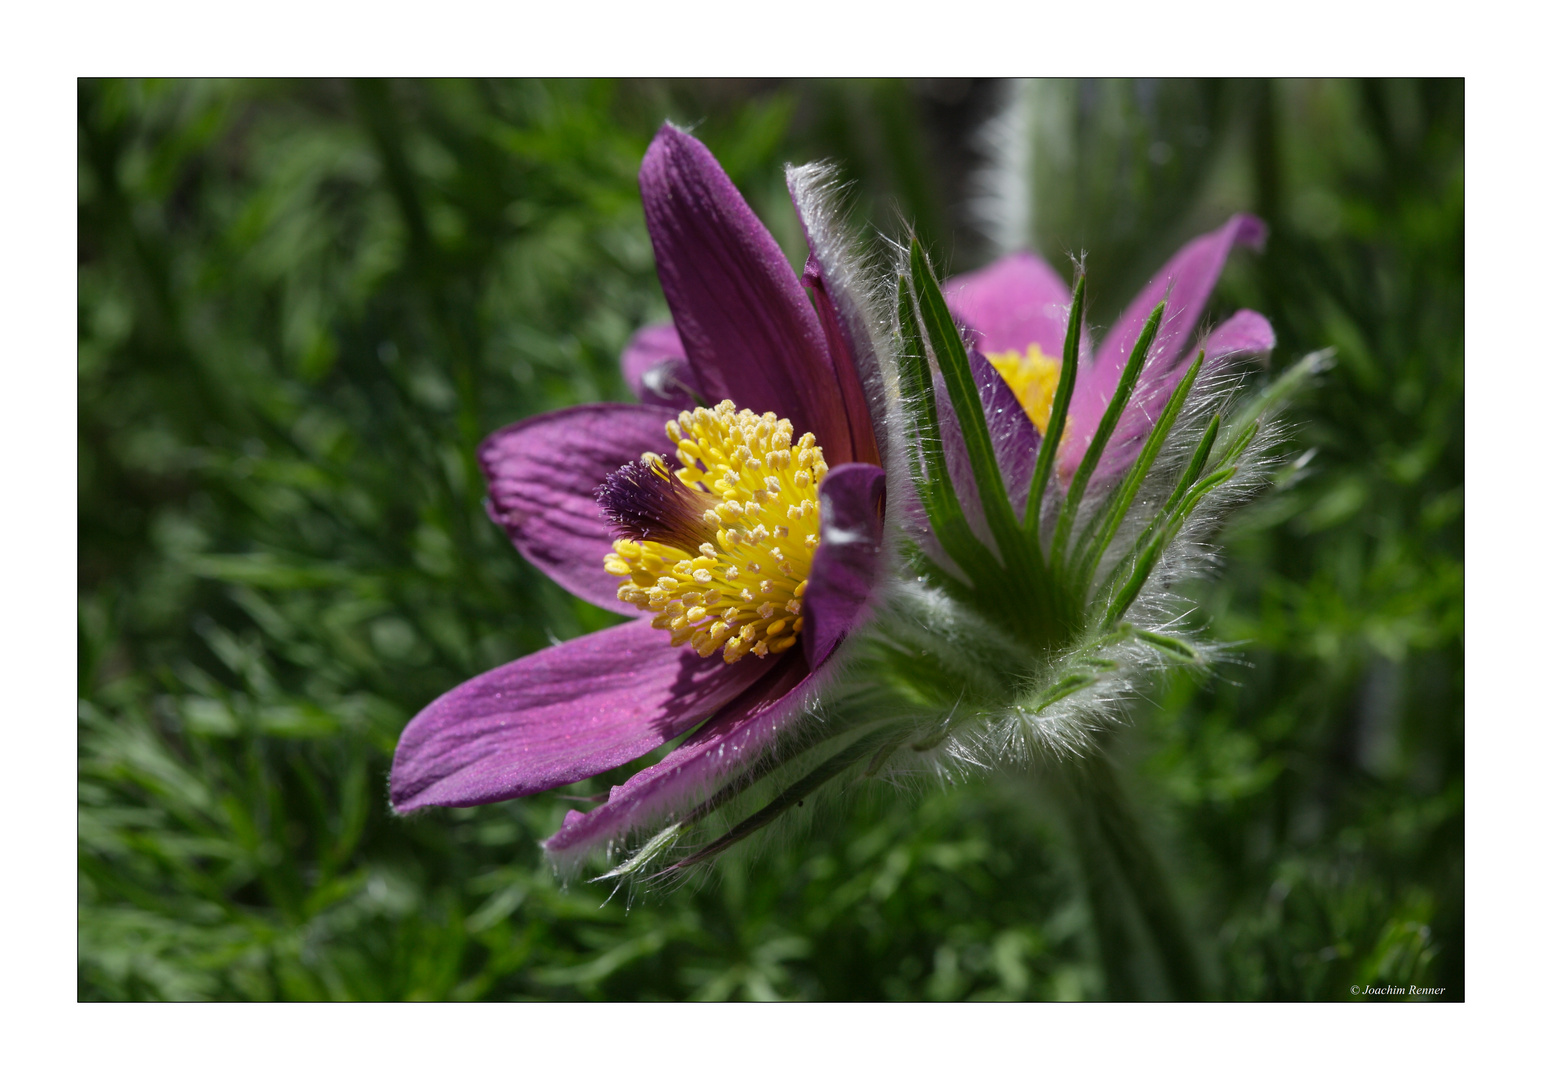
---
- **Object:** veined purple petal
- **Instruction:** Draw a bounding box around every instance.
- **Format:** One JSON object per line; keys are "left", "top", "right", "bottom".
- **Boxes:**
{"left": 544, "top": 652, "right": 813, "bottom": 860}
{"left": 480, "top": 403, "right": 675, "bottom": 613}
{"left": 802, "top": 463, "right": 886, "bottom": 669}
{"left": 640, "top": 125, "right": 855, "bottom": 465}
{"left": 944, "top": 252, "right": 1074, "bottom": 359}
{"left": 1065, "top": 214, "right": 1266, "bottom": 475}
{"left": 390, "top": 618, "right": 779, "bottom": 812}
{"left": 620, "top": 322, "right": 700, "bottom": 410}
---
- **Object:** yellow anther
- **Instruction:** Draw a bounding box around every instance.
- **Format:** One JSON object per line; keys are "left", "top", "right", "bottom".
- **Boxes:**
{"left": 604, "top": 399, "right": 828, "bottom": 664}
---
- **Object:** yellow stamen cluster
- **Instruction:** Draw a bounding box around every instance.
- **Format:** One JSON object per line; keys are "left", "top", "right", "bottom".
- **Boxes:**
{"left": 604, "top": 400, "right": 828, "bottom": 663}
{"left": 986, "top": 342, "right": 1066, "bottom": 437}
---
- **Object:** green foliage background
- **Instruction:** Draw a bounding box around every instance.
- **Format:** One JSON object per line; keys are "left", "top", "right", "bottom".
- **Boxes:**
{"left": 78, "top": 78, "right": 1463, "bottom": 1001}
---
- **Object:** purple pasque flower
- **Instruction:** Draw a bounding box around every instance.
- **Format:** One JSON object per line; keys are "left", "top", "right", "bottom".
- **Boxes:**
{"left": 389, "top": 125, "right": 889, "bottom": 865}
{"left": 879, "top": 213, "right": 1287, "bottom": 765}
{"left": 943, "top": 215, "right": 1277, "bottom": 490}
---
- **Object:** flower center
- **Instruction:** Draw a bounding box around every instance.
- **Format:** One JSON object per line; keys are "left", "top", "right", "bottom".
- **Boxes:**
{"left": 601, "top": 399, "right": 827, "bottom": 663}
{"left": 986, "top": 343, "right": 1064, "bottom": 437}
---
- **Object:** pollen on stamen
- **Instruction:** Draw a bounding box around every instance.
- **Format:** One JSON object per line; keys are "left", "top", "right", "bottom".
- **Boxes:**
{"left": 599, "top": 399, "right": 827, "bottom": 663}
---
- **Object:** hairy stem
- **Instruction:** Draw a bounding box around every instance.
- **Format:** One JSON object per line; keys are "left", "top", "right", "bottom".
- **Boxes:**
{"left": 1055, "top": 749, "right": 1208, "bottom": 1000}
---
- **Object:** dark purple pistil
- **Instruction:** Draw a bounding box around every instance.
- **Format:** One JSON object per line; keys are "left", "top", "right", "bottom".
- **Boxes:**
{"left": 596, "top": 458, "right": 715, "bottom": 553}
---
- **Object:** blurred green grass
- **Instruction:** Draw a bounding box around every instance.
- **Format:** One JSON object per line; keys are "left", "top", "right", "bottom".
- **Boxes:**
{"left": 78, "top": 78, "right": 1462, "bottom": 1001}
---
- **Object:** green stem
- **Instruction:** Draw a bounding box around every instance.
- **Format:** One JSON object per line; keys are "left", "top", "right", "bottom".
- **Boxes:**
{"left": 1081, "top": 750, "right": 1208, "bottom": 1000}
{"left": 1054, "top": 767, "right": 1145, "bottom": 1000}
{"left": 1053, "top": 749, "right": 1208, "bottom": 1000}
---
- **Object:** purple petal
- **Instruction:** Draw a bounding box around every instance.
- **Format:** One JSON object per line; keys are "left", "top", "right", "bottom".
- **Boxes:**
{"left": 934, "top": 350, "right": 1042, "bottom": 552}
{"left": 544, "top": 652, "right": 814, "bottom": 860}
{"left": 1072, "top": 307, "right": 1277, "bottom": 482}
{"left": 803, "top": 255, "right": 881, "bottom": 468}
{"left": 1066, "top": 214, "right": 1266, "bottom": 474}
{"left": 480, "top": 403, "right": 675, "bottom": 613}
{"left": 801, "top": 463, "right": 886, "bottom": 669}
{"left": 640, "top": 125, "right": 854, "bottom": 464}
{"left": 1201, "top": 308, "right": 1275, "bottom": 362}
{"left": 786, "top": 165, "right": 884, "bottom": 469}
{"left": 944, "top": 252, "right": 1074, "bottom": 359}
{"left": 390, "top": 618, "right": 780, "bottom": 812}
{"left": 892, "top": 480, "right": 967, "bottom": 584}
{"left": 934, "top": 369, "right": 988, "bottom": 549}
{"left": 620, "top": 322, "right": 701, "bottom": 410}
{"left": 971, "top": 349, "right": 1041, "bottom": 515}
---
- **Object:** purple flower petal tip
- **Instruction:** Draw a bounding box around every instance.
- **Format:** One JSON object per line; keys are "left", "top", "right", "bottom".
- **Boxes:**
{"left": 802, "top": 462, "right": 887, "bottom": 669}
{"left": 620, "top": 322, "right": 700, "bottom": 409}
{"left": 389, "top": 618, "right": 776, "bottom": 813}
{"left": 1203, "top": 308, "right": 1275, "bottom": 360}
{"left": 1061, "top": 214, "right": 1271, "bottom": 477}
{"left": 1233, "top": 213, "right": 1268, "bottom": 250}
{"left": 479, "top": 403, "right": 677, "bottom": 613}
{"left": 545, "top": 653, "right": 813, "bottom": 859}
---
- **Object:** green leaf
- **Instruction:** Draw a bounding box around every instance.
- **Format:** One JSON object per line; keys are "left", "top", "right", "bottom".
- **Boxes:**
{"left": 907, "top": 238, "right": 1036, "bottom": 583}
{"left": 1051, "top": 299, "right": 1165, "bottom": 577}
{"left": 666, "top": 726, "right": 904, "bottom": 873}
{"left": 1025, "top": 272, "right": 1084, "bottom": 545}
{"left": 1101, "top": 464, "right": 1237, "bottom": 627}
{"left": 895, "top": 270, "right": 1000, "bottom": 588}
{"left": 1028, "top": 672, "right": 1101, "bottom": 711}
{"left": 1069, "top": 347, "right": 1209, "bottom": 600}
{"left": 1132, "top": 628, "right": 1203, "bottom": 664}
{"left": 1217, "top": 348, "right": 1335, "bottom": 461}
